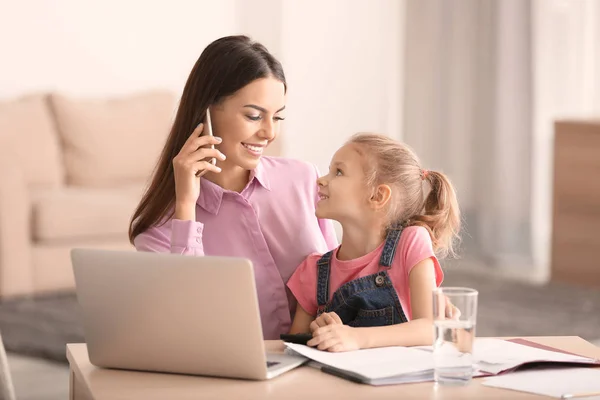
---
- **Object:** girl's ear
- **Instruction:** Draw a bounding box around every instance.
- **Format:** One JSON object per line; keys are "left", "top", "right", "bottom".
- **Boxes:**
{"left": 369, "top": 184, "right": 392, "bottom": 210}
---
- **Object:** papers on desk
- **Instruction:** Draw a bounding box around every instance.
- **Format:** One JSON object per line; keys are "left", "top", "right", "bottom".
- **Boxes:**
{"left": 474, "top": 338, "right": 598, "bottom": 375}
{"left": 285, "top": 343, "right": 434, "bottom": 385}
{"left": 482, "top": 367, "right": 600, "bottom": 399}
{"left": 284, "top": 338, "right": 600, "bottom": 386}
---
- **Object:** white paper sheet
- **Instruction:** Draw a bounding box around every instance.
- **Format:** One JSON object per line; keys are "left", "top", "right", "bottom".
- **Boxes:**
{"left": 482, "top": 367, "right": 600, "bottom": 399}
{"left": 473, "top": 339, "right": 596, "bottom": 374}
{"left": 285, "top": 339, "right": 598, "bottom": 386}
{"left": 284, "top": 343, "right": 434, "bottom": 380}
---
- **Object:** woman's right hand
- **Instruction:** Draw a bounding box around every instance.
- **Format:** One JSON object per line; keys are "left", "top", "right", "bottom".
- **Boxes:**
{"left": 173, "top": 123, "right": 226, "bottom": 220}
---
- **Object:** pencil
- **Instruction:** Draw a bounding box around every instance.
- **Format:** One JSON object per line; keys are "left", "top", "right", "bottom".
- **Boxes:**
{"left": 561, "top": 391, "right": 600, "bottom": 399}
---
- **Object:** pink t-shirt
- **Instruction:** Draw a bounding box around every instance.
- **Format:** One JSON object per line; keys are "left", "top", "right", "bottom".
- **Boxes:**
{"left": 287, "top": 226, "right": 443, "bottom": 321}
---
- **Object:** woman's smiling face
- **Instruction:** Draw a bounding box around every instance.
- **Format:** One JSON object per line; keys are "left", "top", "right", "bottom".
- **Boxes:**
{"left": 210, "top": 77, "right": 286, "bottom": 170}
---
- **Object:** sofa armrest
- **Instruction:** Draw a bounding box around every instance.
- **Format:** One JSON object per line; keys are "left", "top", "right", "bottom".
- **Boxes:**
{"left": 0, "top": 155, "right": 33, "bottom": 297}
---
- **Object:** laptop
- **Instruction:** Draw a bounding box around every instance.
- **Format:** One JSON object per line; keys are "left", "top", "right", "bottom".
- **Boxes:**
{"left": 71, "top": 248, "right": 307, "bottom": 380}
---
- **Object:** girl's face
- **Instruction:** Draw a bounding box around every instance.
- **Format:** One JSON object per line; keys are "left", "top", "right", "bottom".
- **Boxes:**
{"left": 210, "top": 77, "right": 286, "bottom": 171}
{"left": 316, "top": 143, "right": 374, "bottom": 224}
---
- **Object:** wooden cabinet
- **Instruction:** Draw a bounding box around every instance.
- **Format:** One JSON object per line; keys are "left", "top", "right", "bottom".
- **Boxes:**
{"left": 551, "top": 120, "right": 600, "bottom": 286}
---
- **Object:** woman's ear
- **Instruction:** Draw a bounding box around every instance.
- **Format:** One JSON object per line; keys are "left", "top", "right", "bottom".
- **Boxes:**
{"left": 369, "top": 184, "right": 392, "bottom": 210}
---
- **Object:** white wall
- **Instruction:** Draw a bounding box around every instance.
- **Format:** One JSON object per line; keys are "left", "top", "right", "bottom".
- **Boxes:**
{"left": 0, "top": 0, "right": 405, "bottom": 177}
{"left": 0, "top": 0, "right": 237, "bottom": 99}
{"left": 280, "top": 0, "right": 404, "bottom": 173}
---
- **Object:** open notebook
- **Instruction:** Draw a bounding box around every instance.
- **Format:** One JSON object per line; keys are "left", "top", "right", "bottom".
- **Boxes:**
{"left": 285, "top": 338, "right": 600, "bottom": 386}
{"left": 473, "top": 338, "right": 600, "bottom": 375}
{"left": 285, "top": 343, "right": 434, "bottom": 385}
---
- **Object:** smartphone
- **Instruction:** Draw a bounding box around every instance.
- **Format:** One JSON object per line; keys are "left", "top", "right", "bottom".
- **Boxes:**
{"left": 280, "top": 333, "right": 313, "bottom": 345}
{"left": 202, "top": 108, "right": 217, "bottom": 165}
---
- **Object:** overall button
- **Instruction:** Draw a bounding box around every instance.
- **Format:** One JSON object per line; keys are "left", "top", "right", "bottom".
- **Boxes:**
{"left": 375, "top": 275, "right": 385, "bottom": 287}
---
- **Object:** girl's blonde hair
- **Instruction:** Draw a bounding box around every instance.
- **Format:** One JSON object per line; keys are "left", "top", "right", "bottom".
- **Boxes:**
{"left": 348, "top": 133, "right": 461, "bottom": 258}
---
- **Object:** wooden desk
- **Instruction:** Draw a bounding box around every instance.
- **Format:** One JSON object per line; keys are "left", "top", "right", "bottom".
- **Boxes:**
{"left": 67, "top": 337, "right": 600, "bottom": 400}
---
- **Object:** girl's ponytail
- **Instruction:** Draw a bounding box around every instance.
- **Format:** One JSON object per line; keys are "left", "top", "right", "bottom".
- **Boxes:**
{"left": 410, "top": 170, "right": 461, "bottom": 258}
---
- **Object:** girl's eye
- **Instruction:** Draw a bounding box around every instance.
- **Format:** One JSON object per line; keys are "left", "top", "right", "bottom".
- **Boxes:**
{"left": 274, "top": 116, "right": 285, "bottom": 121}
{"left": 336, "top": 169, "right": 343, "bottom": 176}
{"left": 247, "top": 115, "right": 261, "bottom": 121}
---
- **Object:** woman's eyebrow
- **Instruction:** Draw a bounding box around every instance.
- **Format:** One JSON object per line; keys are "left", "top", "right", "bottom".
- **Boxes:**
{"left": 243, "top": 104, "right": 286, "bottom": 113}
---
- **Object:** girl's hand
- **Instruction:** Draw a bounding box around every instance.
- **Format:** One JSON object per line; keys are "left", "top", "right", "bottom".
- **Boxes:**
{"left": 445, "top": 296, "right": 461, "bottom": 320}
{"left": 309, "top": 311, "right": 342, "bottom": 333}
{"left": 308, "top": 324, "right": 363, "bottom": 352}
{"left": 173, "top": 123, "right": 226, "bottom": 219}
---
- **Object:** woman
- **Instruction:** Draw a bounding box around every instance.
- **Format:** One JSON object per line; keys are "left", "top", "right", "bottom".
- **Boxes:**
{"left": 129, "top": 35, "right": 338, "bottom": 339}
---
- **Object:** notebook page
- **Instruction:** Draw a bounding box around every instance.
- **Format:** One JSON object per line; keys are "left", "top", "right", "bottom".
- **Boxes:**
{"left": 473, "top": 339, "right": 595, "bottom": 374}
{"left": 483, "top": 367, "right": 600, "bottom": 398}
{"left": 285, "top": 343, "right": 434, "bottom": 380}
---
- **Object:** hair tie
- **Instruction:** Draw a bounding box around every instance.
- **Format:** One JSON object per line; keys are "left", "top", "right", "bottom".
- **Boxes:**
{"left": 421, "top": 169, "right": 429, "bottom": 181}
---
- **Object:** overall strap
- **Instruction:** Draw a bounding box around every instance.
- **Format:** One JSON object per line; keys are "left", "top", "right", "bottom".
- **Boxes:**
{"left": 378, "top": 226, "right": 404, "bottom": 268}
{"left": 315, "top": 251, "right": 334, "bottom": 315}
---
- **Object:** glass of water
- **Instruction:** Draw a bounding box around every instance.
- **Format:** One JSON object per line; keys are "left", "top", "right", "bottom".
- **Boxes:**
{"left": 432, "top": 287, "right": 478, "bottom": 386}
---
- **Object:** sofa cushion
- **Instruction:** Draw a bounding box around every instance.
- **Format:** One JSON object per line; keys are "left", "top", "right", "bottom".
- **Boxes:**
{"left": 50, "top": 91, "right": 175, "bottom": 187}
{"left": 0, "top": 94, "right": 65, "bottom": 188}
{"left": 31, "top": 184, "right": 145, "bottom": 242}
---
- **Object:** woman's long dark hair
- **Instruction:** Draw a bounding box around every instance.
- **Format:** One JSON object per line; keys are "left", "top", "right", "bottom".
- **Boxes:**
{"left": 129, "top": 35, "right": 286, "bottom": 243}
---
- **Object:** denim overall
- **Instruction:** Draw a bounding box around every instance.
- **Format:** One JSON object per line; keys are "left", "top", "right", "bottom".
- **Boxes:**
{"left": 316, "top": 227, "right": 408, "bottom": 327}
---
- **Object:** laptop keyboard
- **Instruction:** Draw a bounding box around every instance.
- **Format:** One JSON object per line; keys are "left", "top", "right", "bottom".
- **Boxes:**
{"left": 266, "top": 361, "right": 281, "bottom": 368}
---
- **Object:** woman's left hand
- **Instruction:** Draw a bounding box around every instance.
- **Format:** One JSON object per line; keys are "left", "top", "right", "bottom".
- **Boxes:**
{"left": 308, "top": 323, "right": 363, "bottom": 352}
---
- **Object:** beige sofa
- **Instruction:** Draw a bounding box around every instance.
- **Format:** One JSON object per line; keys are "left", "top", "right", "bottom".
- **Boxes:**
{"left": 0, "top": 91, "right": 176, "bottom": 297}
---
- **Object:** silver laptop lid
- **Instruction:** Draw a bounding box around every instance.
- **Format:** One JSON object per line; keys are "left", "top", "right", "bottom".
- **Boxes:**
{"left": 71, "top": 248, "right": 269, "bottom": 379}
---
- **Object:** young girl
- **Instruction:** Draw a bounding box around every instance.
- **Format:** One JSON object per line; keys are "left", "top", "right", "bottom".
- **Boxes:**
{"left": 287, "top": 133, "right": 460, "bottom": 352}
